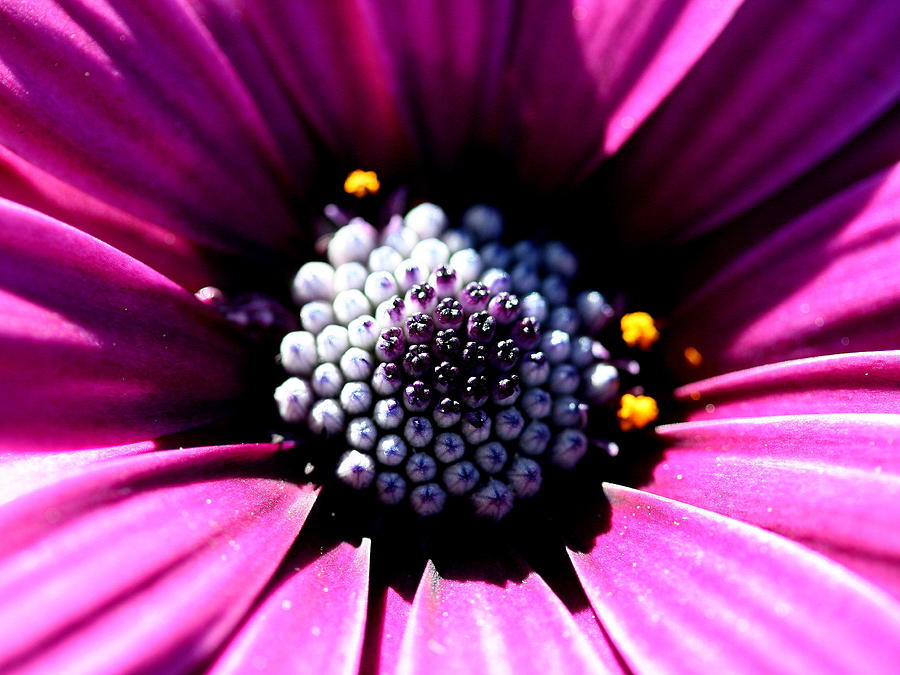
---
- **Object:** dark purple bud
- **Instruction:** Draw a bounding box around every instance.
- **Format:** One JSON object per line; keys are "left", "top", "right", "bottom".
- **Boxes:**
{"left": 403, "top": 344, "right": 433, "bottom": 377}
{"left": 461, "top": 341, "right": 487, "bottom": 373}
{"left": 375, "top": 326, "right": 405, "bottom": 361}
{"left": 433, "top": 298, "right": 464, "bottom": 329}
{"left": 434, "top": 329, "right": 462, "bottom": 359}
{"left": 467, "top": 311, "right": 496, "bottom": 343}
{"left": 462, "top": 375, "right": 490, "bottom": 408}
{"left": 493, "top": 375, "right": 521, "bottom": 406}
{"left": 432, "top": 266, "right": 458, "bottom": 295}
{"left": 511, "top": 316, "right": 541, "bottom": 349}
{"left": 493, "top": 339, "right": 521, "bottom": 371}
{"left": 434, "top": 361, "right": 461, "bottom": 394}
{"left": 403, "top": 380, "right": 433, "bottom": 412}
{"left": 406, "top": 283, "right": 437, "bottom": 313}
{"left": 433, "top": 397, "right": 462, "bottom": 428}
{"left": 488, "top": 292, "right": 521, "bottom": 325}
{"left": 460, "top": 281, "right": 490, "bottom": 312}
{"left": 405, "top": 312, "right": 435, "bottom": 344}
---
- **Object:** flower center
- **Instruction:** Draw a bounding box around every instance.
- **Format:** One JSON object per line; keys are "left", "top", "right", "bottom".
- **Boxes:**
{"left": 264, "top": 183, "right": 659, "bottom": 521}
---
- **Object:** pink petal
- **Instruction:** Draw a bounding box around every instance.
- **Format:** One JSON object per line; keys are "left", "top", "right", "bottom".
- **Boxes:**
{"left": 0, "top": 442, "right": 316, "bottom": 674}
{"left": 0, "top": 0, "right": 305, "bottom": 260}
{"left": 209, "top": 538, "right": 371, "bottom": 675}
{"left": 667, "top": 164, "right": 900, "bottom": 378}
{"left": 612, "top": 0, "right": 900, "bottom": 243}
{"left": 676, "top": 351, "right": 900, "bottom": 420}
{"left": 0, "top": 145, "right": 220, "bottom": 289}
{"left": 0, "top": 199, "right": 247, "bottom": 450}
{"left": 648, "top": 414, "right": 900, "bottom": 597}
{"left": 0, "top": 441, "right": 156, "bottom": 504}
{"left": 395, "top": 558, "right": 609, "bottom": 674}
{"left": 368, "top": 581, "right": 417, "bottom": 675}
{"left": 571, "top": 484, "right": 900, "bottom": 674}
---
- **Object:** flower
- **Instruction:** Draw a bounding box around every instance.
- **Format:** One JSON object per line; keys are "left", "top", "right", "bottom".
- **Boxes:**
{"left": 1, "top": 1, "right": 899, "bottom": 674}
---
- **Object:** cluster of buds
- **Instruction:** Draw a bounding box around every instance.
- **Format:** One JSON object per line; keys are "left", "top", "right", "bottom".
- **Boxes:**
{"left": 274, "top": 202, "right": 631, "bottom": 519}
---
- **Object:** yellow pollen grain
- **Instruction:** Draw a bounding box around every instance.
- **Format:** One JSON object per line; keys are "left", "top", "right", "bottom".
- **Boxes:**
{"left": 344, "top": 169, "right": 380, "bottom": 197}
{"left": 683, "top": 346, "right": 703, "bottom": 367}
{"left": 620, "top": 312, "right": 659, "bottom": 350}
{"left": 618, "top": 394, "right": 659, "bottom": 431}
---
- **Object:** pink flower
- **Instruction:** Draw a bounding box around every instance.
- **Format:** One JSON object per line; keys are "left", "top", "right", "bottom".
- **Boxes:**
{"left": 1, "top": 1, "right": 899, "bottom": 673}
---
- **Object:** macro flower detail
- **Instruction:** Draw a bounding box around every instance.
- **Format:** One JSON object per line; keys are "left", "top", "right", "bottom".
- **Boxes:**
{"left": 1, "top": 1, "right": 899, "bottom": 674}
{"left": 272, "top": 198, "right": 656, "bottom": 518}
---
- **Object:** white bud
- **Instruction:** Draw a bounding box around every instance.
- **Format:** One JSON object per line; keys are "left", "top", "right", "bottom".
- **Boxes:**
{"left": 404, "top": 203, "right": 447, "bottom": 239}
{"left": 475, "top": 442, "right": 508, "bottom": 474}
{"left": 336, "top": 450, "right": 375, "bottom": 489}
{"left": 300, "top": 301, "right": 335, "bottom": 334}
{"left": 368, "top": 245, "right": 404, "bottom": 273}
{"left": 340, "top": 381, "right": 372, "bottom": 414}
{"left": 347, "top": 315, "right": 380, "bottom": 350}
{"left": 333, "top": 288, "right": 371, "bottom": 325}
{"left": 280, "top": 331, "right": 318, "bottom": 375}
{"left": 411, "top": 237, "right": 450, "bottom": 270}
{"left": 309, "top": 399, "right": 345, "bottom": 436}
{"left": 333, "top": 262, "right": 368, "bottom": 292}
{"left": 376, "top": 434, "right": 408, "bottom": 466}
{"left": 406, "top": 452, "right": 437, "bottom": 483}
{"left": 328, "top": 219, "right": 377, "bottom": 266}
{"left": 376, "top": 472, "right": 407, "bottom": 504}
{"left": 292, "top": 261, "right": 334, "bottom": 304}
{"left": 274, "top": 377, "right": 313, "bottom": 423}
{"left": 340, "top": 347, "right": 374, "bottom": 380}
{"left": 347, "top": 417, "right": 378, "bottom": 451}
{"left": 316, "top": 324, "right": 349, "bottom": 362}
{"left": 434, "top": 432, "right": 465, "bottom": 463}
{"left": 311, "top": 362, "right": 343, "bottom": 398}
{"left": 507, "top": 456, "right": 542, "bottom": 497}
{"left": 585, "top": 363, "right": 619, "bottom": 404}
{"left": 364, "top": 271, "right": 399, "bottom": 305}
{"left": 443, "top": 461, "right": 480, "bottom": 495}
{"left": 448, "top": 248, "right": 483, "bottom": 284}
{"left": 471, "top": 479, "right": 513, "bottom": 519}
{"left": 551, "top": 429, "right": 588, "bottom": 469}
{"left": 410, "top": 483, "right": 446, "bottom": 516}
{"left": 519, "top": 421, "right": 551, "bottom": 456}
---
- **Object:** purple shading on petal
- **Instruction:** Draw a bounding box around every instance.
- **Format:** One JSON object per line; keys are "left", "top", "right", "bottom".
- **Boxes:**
{"left": 0, "top": 199, "right": 248, "bottom": 450}
{"left": 0, "top": 443, "right": 317, "bottom": 673}
{"left": 650, "top": 414, "right": 900, "bottom": 599}
{"left": 570, "top": 484, "right": 900, "bottom": 675}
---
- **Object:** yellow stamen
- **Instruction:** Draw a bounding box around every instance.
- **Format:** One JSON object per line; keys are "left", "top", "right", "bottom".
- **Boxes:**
{"left": 343, "top": 169, "right": 380, "bottom": 198}
{"left": 618, "top": 394, "right": 659, "bottom": 431}
{"left": 683, "top": 346, "right": 703, "bottom": 367}
{"left": 620, "top": 312, "right": 659, "bottom": 350}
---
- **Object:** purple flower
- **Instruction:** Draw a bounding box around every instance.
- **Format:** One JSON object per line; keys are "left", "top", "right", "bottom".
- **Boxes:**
{"left": 1, "top": 1, "right": 900, "bottom": 673}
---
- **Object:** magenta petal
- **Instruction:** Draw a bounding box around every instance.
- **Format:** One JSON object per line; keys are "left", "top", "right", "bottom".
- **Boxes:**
{"left": 649, "top": 414, "right": 900, "bottom": 596}
{"left": 0, "top": 199, "right": 247, "bottom": 450}
{"left": 668, "top": 166, "right": 900, "bottom": 377}
{"left": 0, "top": 443, "right": 316, "bottom": 673}
{"left": 676, "top": 351, "right": 900, "bottom": 420}
{"left": 209, "top": 539, "right": 371, "bottom": 675}
{"left": 0, "top": 441, "right": 155, "bottom": 504}
{"left": 396, "top": 559, "right": 608, "bottom": 674}
{"left": 570, "top": 484, "right": 900, "bottom": 675}
{"left": 0, "top": 0, "right": 303, "bottom": 260}
{"left": 613, "top": 0, "right": 900, "bottom": 243}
